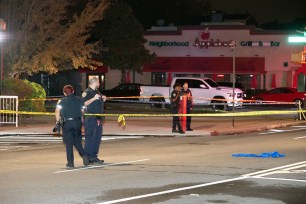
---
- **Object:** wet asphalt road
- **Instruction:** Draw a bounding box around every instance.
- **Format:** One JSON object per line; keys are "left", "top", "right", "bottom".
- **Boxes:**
{"left": 0, "top": 126, "right": 305, "bottom": 204}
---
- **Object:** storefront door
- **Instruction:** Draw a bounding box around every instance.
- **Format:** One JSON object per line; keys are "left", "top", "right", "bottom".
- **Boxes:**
{"left": 297, "top": 73, "right": 305, "bottom": 92}
{"left": 87, "top": 74, "right": 105, "bottom": 91}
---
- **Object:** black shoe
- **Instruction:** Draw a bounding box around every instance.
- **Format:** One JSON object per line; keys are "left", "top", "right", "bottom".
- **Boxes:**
{"left": 179, "top": 130, "right": 185, "bottom": 134}
{"left": 96, "top": 158, "right": 104, "bottom": 163}
{"left": 66, "top": 163, "right": 74, "bottom": 168}
{"left": 89, "top": 158, "right": 104, "bottom": 165}
{"left": 82, "top": 155, "right": 89, "bottom": 166}
{"left": 187, "top": 128, "right": 193, "bottom": 131}
{"left": 172, "top": 130, "right": 179, "bottom": 133}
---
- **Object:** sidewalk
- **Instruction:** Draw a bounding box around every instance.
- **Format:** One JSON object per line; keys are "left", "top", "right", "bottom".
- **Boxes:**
{"left": 1, "top": 115, "right": 305, "bottom": 137}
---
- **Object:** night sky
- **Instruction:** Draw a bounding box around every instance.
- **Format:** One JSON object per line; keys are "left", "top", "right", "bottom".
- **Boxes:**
{"left": 211, "top": 0, "right": 306, "bottom": 24}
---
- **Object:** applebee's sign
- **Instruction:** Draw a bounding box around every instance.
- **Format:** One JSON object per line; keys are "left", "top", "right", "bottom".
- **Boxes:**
{"left": 194, "top": 28, "right": 233, "bottom": 49}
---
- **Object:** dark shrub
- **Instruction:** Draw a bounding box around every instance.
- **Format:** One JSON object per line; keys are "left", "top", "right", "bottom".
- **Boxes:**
{"left": 2, "top": 78, "right": 46, "bottom": 112}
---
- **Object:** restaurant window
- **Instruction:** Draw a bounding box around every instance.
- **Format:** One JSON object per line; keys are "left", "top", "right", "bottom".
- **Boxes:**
{"left": 175, "top": 73, "right": 201, "bottom": 78}
{"left": 204, "top": 74, "right": 230, "bottom": 82}
{"left": 87, "top": 73, "right": 105, "bottom": 91}
{"left": 236, "top": 74, "right": 261, "bottom": 90}
{"left": 151, "top": 72, "right": 166, "bottom": 85}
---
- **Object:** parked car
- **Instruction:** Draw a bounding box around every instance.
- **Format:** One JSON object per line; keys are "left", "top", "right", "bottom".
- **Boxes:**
{"left": 102, "top": 83, "right": 142, "bottom": 101}
{"left": 251, "top": 87, "right": 306, "bottom": 105}
{"left": 140, "top": 77, "right": 243, "bottom": 110}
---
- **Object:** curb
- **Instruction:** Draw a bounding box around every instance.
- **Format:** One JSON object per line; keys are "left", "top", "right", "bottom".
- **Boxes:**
{"left": 210, "top": 121, "right": 306, "bottom": 136}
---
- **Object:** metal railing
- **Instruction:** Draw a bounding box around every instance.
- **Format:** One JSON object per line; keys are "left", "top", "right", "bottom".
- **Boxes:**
{"left": 0, "top": 96, "right": 18, "bottom": 127}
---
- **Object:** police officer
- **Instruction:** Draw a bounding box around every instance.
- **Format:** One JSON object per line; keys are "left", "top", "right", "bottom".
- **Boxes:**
{"left": 182, "top": 82, "right": 193, "bottom": 131}
{"left": 171, "top": 83, "right": 184, "bottom": 134}
{"left": 55, "top": 85, "right": 89, "bottom": 168}
{"left": 82, "top": 77, "right": 106, "bottom": 165}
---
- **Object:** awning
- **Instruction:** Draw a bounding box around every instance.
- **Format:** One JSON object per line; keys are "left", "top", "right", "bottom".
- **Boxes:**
{"left": 78, "top": 65, "right": 109, "bottom": 73}
{"left": 143, "top": 57, "right": 265, "bottom": 74}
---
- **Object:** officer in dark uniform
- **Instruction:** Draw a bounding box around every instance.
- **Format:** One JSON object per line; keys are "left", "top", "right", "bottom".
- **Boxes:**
{"left": 182, "top": 82, "right": 193, "bottom": 131}
{"left": 171, "top": 83, "right": 184, "bottom": 134}
{"left": 82, "top": 77, "right": 106, "bottom": 165}
{"left": 55, "top": 85, "right": 89, "bottom": 168}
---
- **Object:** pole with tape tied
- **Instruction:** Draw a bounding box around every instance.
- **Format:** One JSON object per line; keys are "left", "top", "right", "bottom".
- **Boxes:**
{"left": 180, "top": 95, "right": 187, "bottom": 132}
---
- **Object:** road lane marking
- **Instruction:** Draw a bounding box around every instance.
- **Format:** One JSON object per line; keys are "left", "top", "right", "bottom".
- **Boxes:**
{"left": 283, "top": 163, "right": 306, "bottom": 171}
{"left": 242, "top": 161, "right": 306, "bottom": 177}
{"left": 254, "top": 163, "right": 306, "bottom": 177}
{"left": 99, "top": 161, "right": 306, "bottom": 204}
{"left": 53, "top": 159, "right": 150, "bottom": 174}
{"left": 0, "top": 136, "right": 15, "bottom": 139}
{"left": 294, "top": 136, "right": 306, "bottom": 140}
{"left": 98, "top": 177, "right": 246, "bottom": 204}
{"left": 269, "top": 129, "right": 286, "bottom": 132}
{"left": 259, "top": 128, "right": 306, "bottom": 135}
{"left": 252, "top": 176, "right": 306, "bottom": 183}
{"left": 270, "top": 170, "right": 306, "bottom": 174}
{"left": 0, "top": 136, "right": 144, "bottom": 143}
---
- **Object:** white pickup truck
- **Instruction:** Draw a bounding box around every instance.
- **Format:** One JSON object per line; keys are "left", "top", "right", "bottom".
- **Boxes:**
{"left": 140, "top": 77, "right": 243, "bottom": 110}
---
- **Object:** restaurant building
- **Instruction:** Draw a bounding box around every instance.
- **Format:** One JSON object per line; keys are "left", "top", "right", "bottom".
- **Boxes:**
{"left": 82, "top": 24, "right": 305, "bottom": 92}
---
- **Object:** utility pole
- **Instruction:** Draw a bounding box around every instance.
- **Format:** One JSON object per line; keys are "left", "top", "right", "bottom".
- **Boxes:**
{"left": 230, "top": 40, "right": 237, "bottom": 127}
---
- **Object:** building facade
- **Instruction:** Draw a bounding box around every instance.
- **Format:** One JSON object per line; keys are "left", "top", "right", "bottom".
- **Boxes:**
{"left": 81, "top": 24, "right": 304, "bottom": 92}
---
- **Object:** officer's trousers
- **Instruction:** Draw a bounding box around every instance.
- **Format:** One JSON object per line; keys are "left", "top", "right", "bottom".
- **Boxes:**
{"left": 171, "top": 108, "right": 182, "bottom": 131}
{"left": 84, "top": 117, "right": 103, "bottom": 160}
{"left": 62, "top": 120, "right": 86, "bottom": 164}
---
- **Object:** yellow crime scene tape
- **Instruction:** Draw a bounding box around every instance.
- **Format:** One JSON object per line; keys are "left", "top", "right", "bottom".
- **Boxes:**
{"left": 18, "top": 95, "right": 297, "bottom": 104}
{"left": 0, "top": 109, "right": 305, "bottom": 127}
{"left": 4, "top": 95, "right": 302, "bottom": 127}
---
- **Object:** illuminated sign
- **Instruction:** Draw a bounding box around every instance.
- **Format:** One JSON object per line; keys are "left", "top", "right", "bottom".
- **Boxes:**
{"left": 149, "top": 41, "right": 189, "bottom": 47}
{"left": 193, "top": 29, "right": 232, "bottom": 49}
{"left": 288, "top": 36, "right": 306, "bottom": 43}
{"left": 240, "top": 41, "right": 280, "bottom": 47}
{"left": 194, "top": 38, "right": 232, "bottom": 49}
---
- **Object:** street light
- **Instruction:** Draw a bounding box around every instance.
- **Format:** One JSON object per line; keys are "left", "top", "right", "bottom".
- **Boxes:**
{"left": 0, "top": 18, "right": 6, "bottom": 94}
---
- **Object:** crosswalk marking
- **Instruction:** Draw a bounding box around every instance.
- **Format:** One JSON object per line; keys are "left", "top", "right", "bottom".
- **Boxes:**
{"left": 294, "top": 136, "right": 306, "bottom": 140}
{"left": 0, "top": 135, "right": 144, "bottom": 144}
{"left": 259, "top": 127, "right": 306, "bottom": 135}
{"left": 99, "top": 161, "right": 306, "bottom": 204}
{"left": 243, "top": 161, "right": 306, "bottom": 177}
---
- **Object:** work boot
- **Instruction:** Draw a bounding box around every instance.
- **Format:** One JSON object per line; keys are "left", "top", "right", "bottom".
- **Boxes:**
{"left": 66, "top": 163, "right": 74, "bottom": 168}
{"left": 89, "top": 158, "right": 104, "bottom": 165}
{"left": 82, "top": 155, "right": 89, "bottom": 166}
{"left": 187, "top": 128, "right": 193, "bottom": 131}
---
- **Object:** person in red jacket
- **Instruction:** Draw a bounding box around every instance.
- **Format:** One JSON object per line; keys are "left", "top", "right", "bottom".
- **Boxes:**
{"left": 182, "top": 82, "right": 193, "bottom": 131}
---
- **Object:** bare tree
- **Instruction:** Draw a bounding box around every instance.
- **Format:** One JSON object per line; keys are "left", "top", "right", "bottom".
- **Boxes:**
{"left": 0, "top": 0, "right": 108, "bottom": 76}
